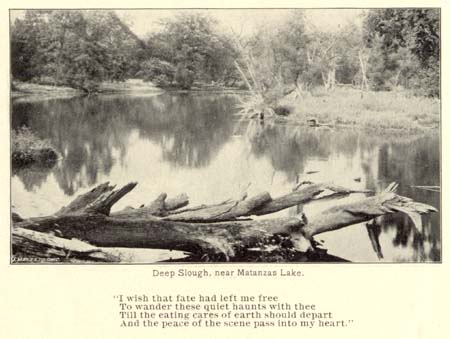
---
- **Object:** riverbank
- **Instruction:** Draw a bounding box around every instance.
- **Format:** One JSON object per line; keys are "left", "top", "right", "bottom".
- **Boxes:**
{"left": 11, "top": 80, "right": 241, "bottom": 103}
{"left": 12, "top": 82, "right": 82, "bottom": 102}
{"left": 283, "top": 87, "right": 440, "bottom": 131}
{"left": 11, "top": 80, "right": 164, "bottom": 103}
{"left": 12, "top": 81, "right": 439, "bottom": 131}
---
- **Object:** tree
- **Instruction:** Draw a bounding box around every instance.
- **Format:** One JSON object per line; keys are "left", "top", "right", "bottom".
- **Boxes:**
{"left": 363, "top": 9, "right": 440, "bottom": 96}
{"left": 143, "top": 13, "right": 238, "bottom": 89}
{"left": 11, "top": 11, "right": 52, "bottom": 81}
{"left": 83, "top": 11, "right": 146, "bottom": 82}
{"left": 232, "top": 9, "right": 312, "bottom": 104}
{"left": 11, "top": 10, "right": 146, "bottom": 91}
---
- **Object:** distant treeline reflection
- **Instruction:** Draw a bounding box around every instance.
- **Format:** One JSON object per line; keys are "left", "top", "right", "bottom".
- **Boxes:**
{"left": 12, "top": 93, "right": 236, "bottom": 194}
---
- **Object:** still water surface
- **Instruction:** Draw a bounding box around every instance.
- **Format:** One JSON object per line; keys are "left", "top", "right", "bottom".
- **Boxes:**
{"left": 11, "top": 92, "right": 440, "bottom": 262}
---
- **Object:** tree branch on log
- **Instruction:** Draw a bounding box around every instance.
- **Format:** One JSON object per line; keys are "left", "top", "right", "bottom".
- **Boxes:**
{"left": 302, "top": 183, "right": 437, "bottom": 238}
{"left": 111, "top": 191, "right": 189, "bottom": 218}
{"left": 163, "top": 182, "right": 370, "bottom": 221}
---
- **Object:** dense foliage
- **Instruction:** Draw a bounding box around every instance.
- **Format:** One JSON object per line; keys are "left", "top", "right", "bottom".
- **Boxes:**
{"left": 11, "top": 10, "right": 145, "bottom": 92}
{"left": 143, "top": 13, "right": 239, "bottom": 89}
{"left": 11, "top": 9, "right": 440, "bottom": 96}
{"left": 236, "top": 8, "right": 439, "bottom": 100}
{"left": 363, "top": 9, "right": 440, "bottom": 96}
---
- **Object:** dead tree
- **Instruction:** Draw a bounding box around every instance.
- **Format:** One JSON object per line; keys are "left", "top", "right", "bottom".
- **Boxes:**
{"left": 12, "top": 181, "right": 437, "bottom": 262}
{"left": 358, "top": 49, "right": 370, "bottom": 91}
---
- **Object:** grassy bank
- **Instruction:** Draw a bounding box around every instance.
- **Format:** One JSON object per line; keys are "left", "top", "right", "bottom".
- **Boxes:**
{"left": 283, "top": 88, "right": 439, "bottom": 131}
{"left": 12, "top": 82, "right": 82, "bottom": 102}
{"left": 12, "top": 127, "right": 58, "bottom": 168}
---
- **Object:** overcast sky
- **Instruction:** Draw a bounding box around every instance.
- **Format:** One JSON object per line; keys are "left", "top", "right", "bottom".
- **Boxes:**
{"left": 117, "top": 9, "right": 364, "bottom": 37}
{"left": 11, "top": 9, "right": 364, "bottom": 38}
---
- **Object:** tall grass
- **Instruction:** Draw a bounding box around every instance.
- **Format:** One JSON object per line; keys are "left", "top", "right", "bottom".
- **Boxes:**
{"left": 286, "top": 87, "right": 439, "bottom": 131}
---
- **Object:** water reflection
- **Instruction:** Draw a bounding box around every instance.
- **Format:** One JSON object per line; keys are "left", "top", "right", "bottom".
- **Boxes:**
{"left": 246, "top": 122, "right": 439, "bottom": 261}
{"left": 12, "top": 163, "right": 55, "bottom": 192}
{"left": 12, "top": 93, "right": 236, "bottom": 194}
{"left": 11, "top": 93, "right": 440, "bottom": 262}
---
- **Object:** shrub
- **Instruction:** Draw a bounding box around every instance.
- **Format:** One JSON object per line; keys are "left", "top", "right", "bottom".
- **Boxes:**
{"left": 12, "top": 127, "right": 58, "bottom": 168}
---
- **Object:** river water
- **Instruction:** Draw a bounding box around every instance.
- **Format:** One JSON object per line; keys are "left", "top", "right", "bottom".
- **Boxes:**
{"left": 11, "top": 92, "right": 440, "bottom": 262}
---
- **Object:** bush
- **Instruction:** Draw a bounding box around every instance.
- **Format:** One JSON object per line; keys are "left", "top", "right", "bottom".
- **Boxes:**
{"left": 12, "top": 127, "right": 58, "bottom": 168}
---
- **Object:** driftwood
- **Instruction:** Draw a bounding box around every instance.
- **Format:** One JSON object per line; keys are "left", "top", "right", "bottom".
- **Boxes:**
{"left": 12, "top": 181, "right": 437, "bottom": 262}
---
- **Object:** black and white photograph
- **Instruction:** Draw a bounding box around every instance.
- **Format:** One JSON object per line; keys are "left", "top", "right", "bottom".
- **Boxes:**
{"left": 10, "top": 8, "right": 441, "bottom": 264}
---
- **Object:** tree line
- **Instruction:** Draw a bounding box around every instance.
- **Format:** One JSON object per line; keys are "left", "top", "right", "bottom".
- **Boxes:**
{"left": 11, "top": 9, "right": 439, "bottom": 96}
{"left": 11, "top": 10, "right": 146, "bottom": 92}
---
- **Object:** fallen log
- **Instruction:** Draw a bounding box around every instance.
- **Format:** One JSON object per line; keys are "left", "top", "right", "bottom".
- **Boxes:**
{"left": 12, "top": 227, "right": 120, "bottom": 262}
{"left": 15, "top": 213, "right": 307, "bottom": 258}
{"left": 12, "top": 225, "right": 190, "bottom": 263}
{"left": 12, "top": 181, "right": 437, "bottom": 262}
{"left": 162, "top": 182, "right": 368, "bottom": 221}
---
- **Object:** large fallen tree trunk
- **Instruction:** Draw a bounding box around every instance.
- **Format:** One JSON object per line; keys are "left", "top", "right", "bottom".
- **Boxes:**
{"left": 12, "top": 227, "right": 120, "bottom": 262}
{"left": 12, "top": 181, "right": 437, "bottom": 262}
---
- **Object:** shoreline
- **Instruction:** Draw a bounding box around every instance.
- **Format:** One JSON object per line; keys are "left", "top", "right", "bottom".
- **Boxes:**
{"left": 12, "top": 82, "right": 83, "bottom": 103}
{"left": 11, "top": 81, "right": 439, "bottom": 132}
{"left": 11, "top": 81, "right": 244, "bottom": 103}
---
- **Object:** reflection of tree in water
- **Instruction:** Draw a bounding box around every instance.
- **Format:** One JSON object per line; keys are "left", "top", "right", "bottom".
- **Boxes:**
{"left": 245, "top": 123, "right": 440, "bottom": 261}
{"left": 340, "top": 132, "right": 440, "bottom": 261}
{"left": 374, "top": 135, "right": 440, "bottom": 261}
{"left": 128, "top": 93, "right": 237, "bottom": 168}
{"left": 245, "top": 122, "right": 333, "bottom": 182}
{"left": 12, "top": 93, "right": 238, "bottom": 194}
{"left": 12, "top": 163, "right": 55, "bottom": 192}
{"left": 13, "top": 97, "right": 130, "bottom": 195}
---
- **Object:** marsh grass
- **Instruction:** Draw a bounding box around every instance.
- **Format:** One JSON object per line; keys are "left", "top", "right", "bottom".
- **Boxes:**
{"left": 287, "top": 88, "right": 439, "bottom": 131}
{"left": 12, "top": 127, "right": 58, "bottom": 168}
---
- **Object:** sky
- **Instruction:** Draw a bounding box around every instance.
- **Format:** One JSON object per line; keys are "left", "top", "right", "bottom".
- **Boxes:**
{"left": 11, "top": 9, "right": 364, "bottom": 38}
{"left": 117, "top": 9, "right": 364, "bottom": 37}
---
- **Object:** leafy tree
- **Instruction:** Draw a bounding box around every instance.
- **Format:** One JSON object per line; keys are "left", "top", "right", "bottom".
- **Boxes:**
{"left": 363, "top": 9, "right": 440, "bottom": 96}
{"left": 11, "top": 11, "right": 51, "bottom": 81}
{"left": 11, "top": 10, "right": 145, "bottom": 91}
{"left": 143, "top": 13, "right": 238, "bottom": 89}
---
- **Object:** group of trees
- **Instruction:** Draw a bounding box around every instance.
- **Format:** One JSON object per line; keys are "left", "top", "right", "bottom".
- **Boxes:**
{"left": 363, "top": 9, "right": 440, "bottom": 96}
{"left": 235, "top": 9, "right": 439, "bottom": 100}
{"left": 11, "top": 10, "right": 239, "bottom": 91}
{"left": 140, "top": 13, "right": 239, "bottom": 89}
{"left": 11, "top": 10, "right": 145, "bottom": 92}
{"left": 11, "top": 9, "right": 440, "bottom": 96}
